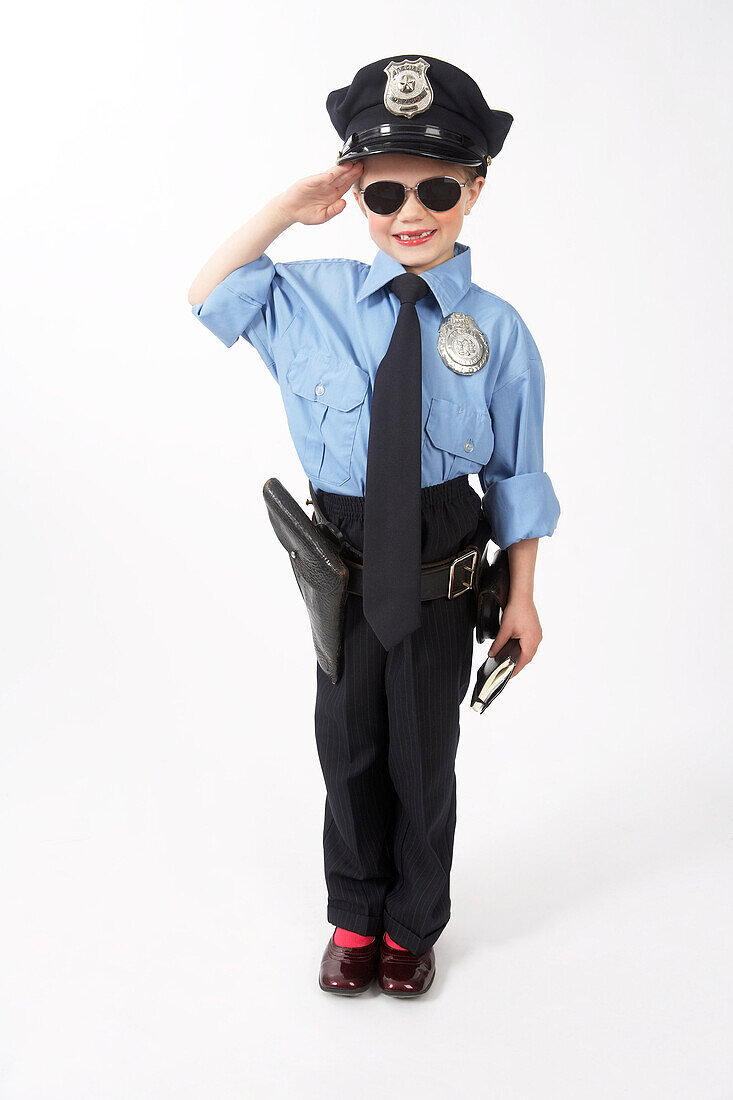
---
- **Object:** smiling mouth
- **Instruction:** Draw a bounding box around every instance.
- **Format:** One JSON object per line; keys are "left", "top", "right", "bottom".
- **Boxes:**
{"left": 393, "top": 229, "right": 437, "bottom": 243}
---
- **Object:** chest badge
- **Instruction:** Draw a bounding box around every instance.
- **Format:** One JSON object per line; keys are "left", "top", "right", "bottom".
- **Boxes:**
{"left": 383, "top": 58, "right": 433, "bottom": 118}
{"left": 437, "top": 313, "right": 489, "bottom": 375}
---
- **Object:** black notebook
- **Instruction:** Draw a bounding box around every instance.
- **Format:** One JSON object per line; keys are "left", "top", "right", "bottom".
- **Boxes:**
{"left": 470, "top": 639, "right": 522, "bottom": 713}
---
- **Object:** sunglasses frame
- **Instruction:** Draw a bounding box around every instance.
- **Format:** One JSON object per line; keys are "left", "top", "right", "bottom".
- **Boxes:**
{"left": 357, "top": 175, "right": 470, "bottom": 216}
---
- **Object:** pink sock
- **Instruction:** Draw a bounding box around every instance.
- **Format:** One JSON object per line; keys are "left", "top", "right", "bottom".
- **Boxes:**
{"left": 334, "top": 927, "right": 374, "bottom": 948}
{"left": 384, "top": 931, "right": 409, "bottom": 951}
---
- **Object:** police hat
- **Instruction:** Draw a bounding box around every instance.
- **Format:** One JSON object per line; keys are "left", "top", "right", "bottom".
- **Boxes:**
{"left": 326, "top": 55, "right": 513, "bottom": 176}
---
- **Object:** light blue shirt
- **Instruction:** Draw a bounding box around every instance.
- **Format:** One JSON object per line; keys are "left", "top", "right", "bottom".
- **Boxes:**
{"left": 191, "top": 241, "right": 560, "bottom": 549}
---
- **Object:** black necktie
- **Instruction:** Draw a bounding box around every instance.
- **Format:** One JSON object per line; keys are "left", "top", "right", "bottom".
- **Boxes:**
{"left": 362, "top": 272, "right": 430, "bottom": 650}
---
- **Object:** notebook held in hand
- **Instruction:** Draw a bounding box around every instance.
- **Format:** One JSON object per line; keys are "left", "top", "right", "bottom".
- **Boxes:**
{"left": 472, "top": 543, "right": 520, "bottom": 712}
{"left": 470, "top": 638, "right": 522, "bottom": 713}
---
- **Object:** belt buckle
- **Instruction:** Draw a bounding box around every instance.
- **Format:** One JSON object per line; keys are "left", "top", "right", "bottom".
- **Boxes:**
{"left": 447, "top": 547, "right": 478, "bottom": 599}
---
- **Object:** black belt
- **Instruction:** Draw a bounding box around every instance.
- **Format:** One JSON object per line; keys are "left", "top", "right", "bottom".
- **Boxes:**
{"left": 307, "top": 481, "right": 478, "bottom": 601}
{"left": 342, "top": 545, "right": 479, "bottom": 601}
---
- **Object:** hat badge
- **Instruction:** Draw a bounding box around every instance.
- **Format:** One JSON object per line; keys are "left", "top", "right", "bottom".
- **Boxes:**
{"left": 383, "top": 58, "right": 433, "bottom": 118}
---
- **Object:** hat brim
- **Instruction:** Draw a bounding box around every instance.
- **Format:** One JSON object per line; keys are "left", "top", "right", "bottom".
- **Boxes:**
{"left": 335, "top": 122, "right": 488, "bottom": 169}
{"left": 337, "top": 137, "right": 484, "bottom": 169}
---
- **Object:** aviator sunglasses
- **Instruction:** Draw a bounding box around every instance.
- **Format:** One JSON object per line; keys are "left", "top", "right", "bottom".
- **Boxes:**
{"left": 358, "top": 175, "right": 469, "bottom": 216}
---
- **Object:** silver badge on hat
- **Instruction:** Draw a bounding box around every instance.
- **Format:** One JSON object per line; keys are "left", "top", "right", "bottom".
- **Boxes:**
{"left": 383, "top": 58, "right": 433, "bottom": 118}
{"left": 437, "top": 313, "right": 490, "bottom": 375}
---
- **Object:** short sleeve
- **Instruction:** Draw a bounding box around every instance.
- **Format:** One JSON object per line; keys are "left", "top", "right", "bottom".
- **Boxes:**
{"left": 190, "top": 252, "right": 298, "bottom": 381}
{"left": 479, "top": 314, "right": 561, "bottom": 550}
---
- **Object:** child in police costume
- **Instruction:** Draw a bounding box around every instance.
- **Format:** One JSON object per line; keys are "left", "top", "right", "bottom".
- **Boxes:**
{"left": 189, "top": 54, "right": 560, "bottom": 997}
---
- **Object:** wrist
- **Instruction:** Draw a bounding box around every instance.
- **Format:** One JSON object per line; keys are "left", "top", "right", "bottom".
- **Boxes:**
{"left": 267, "top": 194, "right": 297, "bottom": 232}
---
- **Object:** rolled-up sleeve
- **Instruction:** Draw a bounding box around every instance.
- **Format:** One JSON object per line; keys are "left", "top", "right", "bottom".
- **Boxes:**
{"left": 479, "top": 317, "right": 560, "bottom": 549}
{"left": 190, "top": 253, "right": 286, "bottom": 379}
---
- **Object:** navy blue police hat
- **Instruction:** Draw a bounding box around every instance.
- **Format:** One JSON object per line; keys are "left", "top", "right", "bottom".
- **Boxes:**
{"left": 326, "top": 55, "right": 513, "bottom": 176}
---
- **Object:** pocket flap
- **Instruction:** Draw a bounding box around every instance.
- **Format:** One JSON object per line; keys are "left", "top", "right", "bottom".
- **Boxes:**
{"left": 286, "top": 352, "right": 369, "bottom": 412}
{"left": 425, "top": 397, "right": 494, "bottom": 464}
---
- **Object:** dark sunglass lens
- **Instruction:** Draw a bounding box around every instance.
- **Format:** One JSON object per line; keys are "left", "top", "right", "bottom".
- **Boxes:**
{"left": 418, "top": 177, "right": 462, "bottom": 212}
{"left": 363, "top": 181, "right": 405, "bottom": 215}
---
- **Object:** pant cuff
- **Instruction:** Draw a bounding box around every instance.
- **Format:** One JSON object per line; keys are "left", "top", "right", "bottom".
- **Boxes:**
{"left": 383, "top": 910, "right": 447, "bottom": 955}
{"left": 327, "top": 903, "right": 383, "bottom": 938}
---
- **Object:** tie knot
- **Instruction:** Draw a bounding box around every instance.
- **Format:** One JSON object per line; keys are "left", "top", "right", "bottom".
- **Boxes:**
{"left": 390, "top": 272, "right": 429, "bottom": 306}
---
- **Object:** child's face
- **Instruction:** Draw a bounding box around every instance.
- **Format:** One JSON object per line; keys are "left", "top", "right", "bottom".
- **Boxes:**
{"left": 352, "top": 152, "right": 485, "bottom": 274}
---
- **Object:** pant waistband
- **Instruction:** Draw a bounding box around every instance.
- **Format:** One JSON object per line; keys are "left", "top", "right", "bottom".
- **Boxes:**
{"left": 316, "top": 474, "right": 476, "bottom": 519}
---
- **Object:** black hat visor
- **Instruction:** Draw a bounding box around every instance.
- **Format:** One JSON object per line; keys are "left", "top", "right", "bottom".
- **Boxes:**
{"left": 336, "top": 122, "right": 487, "bottom": 168}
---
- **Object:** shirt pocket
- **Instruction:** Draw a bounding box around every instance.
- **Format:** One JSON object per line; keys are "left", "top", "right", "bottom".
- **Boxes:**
{"left": 285, "top": 350, "right": 370, "bottom": 486}
{"left": 424, "top": 396, "right": 494, "bottom": 479}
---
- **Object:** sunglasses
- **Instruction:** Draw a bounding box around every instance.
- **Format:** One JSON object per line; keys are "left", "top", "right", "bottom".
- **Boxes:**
{"left": 357, "top": 176, "right": 469, "bottom": 216}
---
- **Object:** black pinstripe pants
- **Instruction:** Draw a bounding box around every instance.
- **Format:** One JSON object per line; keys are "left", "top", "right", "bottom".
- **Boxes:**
{"left": 314, "top": 474, "right": 487, "bottom": 955}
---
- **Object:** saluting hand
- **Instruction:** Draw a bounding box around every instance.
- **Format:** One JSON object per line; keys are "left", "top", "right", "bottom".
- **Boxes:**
{"left": 275, "top": 162, "right": 364, "bottom": 226}
{"left": 488, "top": 595, "right": 543, "bottom": 679}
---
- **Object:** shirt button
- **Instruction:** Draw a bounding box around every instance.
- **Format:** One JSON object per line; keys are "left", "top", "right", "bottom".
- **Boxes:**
{"left": 315, "top": 383, "right": 325, "bottom": 396}
{"left": 464, "top": 439, "right": 474, "bottom": 452}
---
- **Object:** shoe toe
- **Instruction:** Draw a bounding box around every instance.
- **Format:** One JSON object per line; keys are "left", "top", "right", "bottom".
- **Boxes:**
{"left": 318, "top": 934, "right": 379, "bottom": 995}
{"left": 378, "top": 936, "right": 436, "bottom": 996}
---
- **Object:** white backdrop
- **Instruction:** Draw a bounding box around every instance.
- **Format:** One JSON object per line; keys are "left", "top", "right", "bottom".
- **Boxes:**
{"left": 2, "top": 2, "right": 731, "bottom": 1097}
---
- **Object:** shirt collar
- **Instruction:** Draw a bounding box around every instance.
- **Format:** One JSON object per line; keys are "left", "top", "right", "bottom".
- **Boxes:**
{"left": 355, "top": 240, "right": 472, "bottom": 318}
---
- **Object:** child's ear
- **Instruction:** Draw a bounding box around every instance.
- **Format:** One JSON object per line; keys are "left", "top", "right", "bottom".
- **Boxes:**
{"left": 470, "top": 176, "right": 486, "bottom": 203}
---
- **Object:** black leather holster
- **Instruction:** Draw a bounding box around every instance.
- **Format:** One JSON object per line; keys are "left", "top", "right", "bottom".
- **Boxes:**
{"left": 263, "top": 477, "right": 350, "bottom": 685}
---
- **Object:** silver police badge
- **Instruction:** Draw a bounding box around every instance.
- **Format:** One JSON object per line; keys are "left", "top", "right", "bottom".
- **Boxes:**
{"left": 383, "top": 58, "right": 433, "bottom": 118}
{"left": 437, "top": 313, "right": 490, "bottom": 375}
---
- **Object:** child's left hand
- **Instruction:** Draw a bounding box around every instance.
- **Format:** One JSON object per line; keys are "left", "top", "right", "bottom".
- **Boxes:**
{"left": 487, "top": 595, "right": 542, "bottom": 678}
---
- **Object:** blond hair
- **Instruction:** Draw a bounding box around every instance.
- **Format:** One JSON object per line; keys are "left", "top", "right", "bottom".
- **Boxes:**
{"left": 452, "top": 163, "right": 485, "bottom": 183}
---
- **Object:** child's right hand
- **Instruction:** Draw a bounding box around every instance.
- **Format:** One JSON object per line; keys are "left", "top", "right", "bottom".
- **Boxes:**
{"left": 275, "top": 161, "right": 364, "bottom": 226}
